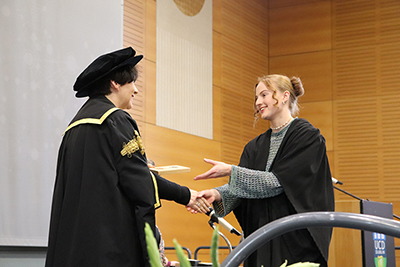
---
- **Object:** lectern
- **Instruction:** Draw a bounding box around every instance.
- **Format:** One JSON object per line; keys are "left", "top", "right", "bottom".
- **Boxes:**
{"left": 361, "top": 200, "right": 396, "bottom": 267}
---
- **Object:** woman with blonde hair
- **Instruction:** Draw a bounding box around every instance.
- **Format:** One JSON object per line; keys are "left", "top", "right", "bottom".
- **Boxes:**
{"left": 194, "top": 74, "right": 334, "bottom": 267}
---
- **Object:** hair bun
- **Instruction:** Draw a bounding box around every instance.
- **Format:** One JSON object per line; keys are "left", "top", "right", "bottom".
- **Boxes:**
{"left": 290, "top": 77, "right": 305, "bottom": 98}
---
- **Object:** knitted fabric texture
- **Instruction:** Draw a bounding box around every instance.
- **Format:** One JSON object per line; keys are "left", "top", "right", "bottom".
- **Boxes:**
{"left": 214, "top": 119, "right": 295, "bottom": 217}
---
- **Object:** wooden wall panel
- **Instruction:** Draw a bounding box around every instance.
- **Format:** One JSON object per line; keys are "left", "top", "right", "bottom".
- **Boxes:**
{"left": 332, "top": 0, "right": 378, "bottom": 49}
{"left": 380, "top": 0, "right": 400, "bottom": 44}
{"left": 380, "top": 41, "right": 400, "bottom": 94}
{"left": 213, "top": 32, "right": 223, "bottom": 89}
{"left": 144, "top": 124, "right": 242, "bottom": 252}
{"left": 270, "top": 51, "right": 333, "bottom": 102}
{"left": 333, "top": 0, "right": 400, "bottom": 206}
{"left": 123, "top": 0, "right": 400, "bottom": 264}
{"left": 333, "top": 97, "right": 381, "bottom": 201}
{"left": 124, "top": 0, "right": 145, "bottom": 54}
{"left": 124, "top": 0, "right": 145, "bottom": 123}
{"left": 328, "top": 200, "right": 363, "bottom": 267}
{"left": 144, "top": 59, "right": 156, "bottom": 124}
{"left": 144, "top": 0, "right": 156, "bottom": 63}
{"left": 269, "top": 1, "right": 331, "bottom": 56}
{"left": 299, "top": 101, "right": 333, "bottom": 151}
{"left": 381, "top": 94, "right": 400, "bottom": 202}
{"left": 269, "top": 0, "right": 329, "bottom": 9}
{"left": 218, "top": 0, "right": 269, "bottom": 164}
{"left": 333, "top": 0, "right": 400, "bottom": 48}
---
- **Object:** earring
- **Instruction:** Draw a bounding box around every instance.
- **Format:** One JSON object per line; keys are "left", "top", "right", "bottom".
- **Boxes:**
{"left": 282, "top": 101, "right": 286, "bottom": 105}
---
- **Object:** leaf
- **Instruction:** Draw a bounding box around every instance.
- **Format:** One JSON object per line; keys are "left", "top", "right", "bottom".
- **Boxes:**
{"left": 144, "top": 223, "right": 163, "bottom": 267}
{"left": 210, "top": 226, "right": 220, "bottom": 267}
{"left": 173, "top": 238, "right": 191, "bottom": 267}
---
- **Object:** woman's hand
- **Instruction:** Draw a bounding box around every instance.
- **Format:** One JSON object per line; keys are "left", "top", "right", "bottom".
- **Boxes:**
{"left": 186, "top": 189, "right": 210, "bottom": 214}
{"left": 194, "top": 158, "right": 232, "bottom": 180}
{"left": 186, "top": 189, "right": 220, "bottom": 214}
{"left": 197, "top": 189, "right": 221, "bottom": 203}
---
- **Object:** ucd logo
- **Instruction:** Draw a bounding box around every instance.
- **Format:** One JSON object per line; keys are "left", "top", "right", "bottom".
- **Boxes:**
{"left": 373, "top": 233, "right": 387, "bottom": 267}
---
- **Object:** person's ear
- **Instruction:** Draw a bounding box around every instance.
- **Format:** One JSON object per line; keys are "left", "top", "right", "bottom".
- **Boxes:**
{"left": 283, "top": 90, "right": 290, "bottom": 102}
{"left": 110, "top": 80, "right": 119, "bottom": 91}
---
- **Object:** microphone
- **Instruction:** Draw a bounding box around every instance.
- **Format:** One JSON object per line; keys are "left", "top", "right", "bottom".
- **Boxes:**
{"left": 332, "top": 177, "right": 343, "bottom": 185}
{"left": 206, "top": 208, "right": 241, "bottom": 236}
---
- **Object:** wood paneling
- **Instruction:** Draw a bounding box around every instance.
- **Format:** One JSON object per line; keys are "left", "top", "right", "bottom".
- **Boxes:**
{"left": 333, "top": 96, "right": 382, "bottom": 201}
{"left": 332, "top": 45, "right": 378, "bottom": 99}
{"left": 328, "top": 200, "right": 363, "bottom": 267}
{"left": 269, "top": 0, "right": 330, "bottom": 9}
{"left": 270, "top": 51, "right": 333, "bottom": 102}
{"left": 218, "top": 0, "right": 269, "bottom": 165}
{"left": 269, "top": 1, "right": 331, "bottom": 56}
{"left": 144, "top": 124, "right": 243, "bottom": 252}
{"left": 144, "top": 0, "right": 156, "bottom": 63}
{"left": 299, "top": 101, "right": 333, "bottom": 151}
{"left": 124, "top": 0, "right": 400, "bottom": 264}
{"left": 144, "top": 59, "right": 156, "bottom": 124}
{"left": 332, "top": 0, "right": 400, "bottom": 49}
{"left": 124, "top": 0, "right": 145, "bottom": 123}
{"left": 213, "top": 32, "right": 223, "bottom": 88}
{"left": 124, "top": 0, "right": 145, "bottom": 55}
{"left": 332, "top": 0, "right": 378, "bottom": 49}
{"left": 332, "top": 0, "right": 400, "bottom": 205}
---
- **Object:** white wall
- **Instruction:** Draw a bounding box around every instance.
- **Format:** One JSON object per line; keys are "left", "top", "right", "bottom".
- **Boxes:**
{"left": 0, "top": 0, "right": 123, "bottom": 252}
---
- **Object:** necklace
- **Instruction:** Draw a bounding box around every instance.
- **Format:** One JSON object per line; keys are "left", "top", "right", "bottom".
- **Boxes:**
{"left": 271, "top": 117, "right": 292, "bottom": 131}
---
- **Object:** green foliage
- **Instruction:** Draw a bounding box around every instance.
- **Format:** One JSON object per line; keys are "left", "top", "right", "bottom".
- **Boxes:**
{"left": 145, "top": 223, "right": 320, "bottom": 267}
{"left": 144, "top": 223, "right": 163, "bottom": 267}
{"left": 173, "top": 238, "right": 191, "bottom": 267}
{"left": 210, "top": 226, "right": 220, "bottom": 267}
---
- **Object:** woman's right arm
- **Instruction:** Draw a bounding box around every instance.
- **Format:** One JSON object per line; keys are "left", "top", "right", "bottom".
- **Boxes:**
{"left": 198, "top": 184, "right": 241, "bottom": 217}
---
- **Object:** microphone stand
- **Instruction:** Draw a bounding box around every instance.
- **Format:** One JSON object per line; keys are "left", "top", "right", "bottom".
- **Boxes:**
{"left": 208, "top": 220, "right": 233, "bottom": 252}
{"left": 334, "top": 181, "right": 400, "bottom": 253}
{"left": 333, "top": 184, "right": 400, "bottom": 220}
{"left": 333, "top": 185, "right": 364, "bottom": 201}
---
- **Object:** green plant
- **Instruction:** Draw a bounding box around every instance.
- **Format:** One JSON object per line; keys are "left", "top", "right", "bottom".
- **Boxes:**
{"left": 144, "top": 223, "right": 163, "bottom": 267}
{"left": 210, "top": 226, "right": 220, "bottom": 267}
{"left": 145, "top": 223, "right": 320, "bottom": 267}
{"left": 173, "top": 238, "right": 191, "bottom": 267}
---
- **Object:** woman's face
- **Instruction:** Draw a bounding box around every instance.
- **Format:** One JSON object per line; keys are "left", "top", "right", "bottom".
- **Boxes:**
{"left": 118, "top": 81, "right": 138, "bottom": 109}
{"left": 255, "top": 81, "right": 284, "bottom": 121}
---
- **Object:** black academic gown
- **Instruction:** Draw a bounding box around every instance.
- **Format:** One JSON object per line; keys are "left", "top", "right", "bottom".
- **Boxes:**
{"left": 233, "top": 118, "right": 335, "bottom": 267}
{"left": 45, "top": 95, "right": 190, "bottom": 267}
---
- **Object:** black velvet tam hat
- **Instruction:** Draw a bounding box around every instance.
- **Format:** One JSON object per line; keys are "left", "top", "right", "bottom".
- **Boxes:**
{"left": 73, "top": 47, "right": 143, "bottom": 98}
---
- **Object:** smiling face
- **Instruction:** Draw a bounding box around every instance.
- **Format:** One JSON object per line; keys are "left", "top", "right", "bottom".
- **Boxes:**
{"left": 118, "top": 81, "right": 138, "bottom": 109}
{"left": 254, "top": 81, "right": 285, "bottom": 122}
{"left": 107, "top": 80, "right": 139, "bottom": 109}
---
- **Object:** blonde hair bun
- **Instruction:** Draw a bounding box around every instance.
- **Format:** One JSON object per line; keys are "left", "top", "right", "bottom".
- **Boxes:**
{"left": 290, "top": 76, "right": 305, "bottom": 98}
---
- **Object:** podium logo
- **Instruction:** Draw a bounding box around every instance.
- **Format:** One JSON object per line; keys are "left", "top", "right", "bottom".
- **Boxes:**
{"left": 373, "top": 233, "right": 387, "bottom": 267}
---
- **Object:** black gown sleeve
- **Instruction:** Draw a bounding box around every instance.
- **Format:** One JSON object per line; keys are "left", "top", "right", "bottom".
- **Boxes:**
{"left": 154, "top": 173, "right": 191, "bottom": 205}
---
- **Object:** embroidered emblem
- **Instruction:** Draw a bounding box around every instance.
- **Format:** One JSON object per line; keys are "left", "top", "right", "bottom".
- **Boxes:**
{"left": 120, "top": 139, "right": 140, "bottom": 158}
{"left": 134, "top": 130, "right": 145, "bottom": 155}
{"left": 120, "top": 130, "right": 145, "bottom": 158}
